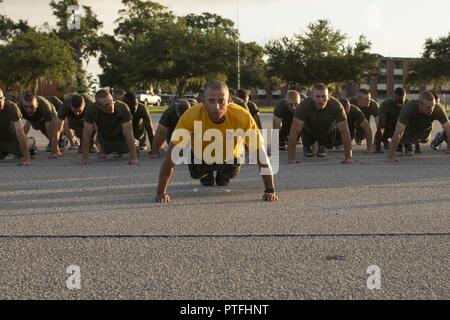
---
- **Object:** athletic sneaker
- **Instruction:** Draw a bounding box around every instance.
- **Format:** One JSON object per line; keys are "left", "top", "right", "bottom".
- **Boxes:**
{"left": 303, "top": 146, "right": 314, "bottom": 157}
{"left": 215, "top": 172, "right": 230, "bottom": 186}
{"left": 414, "top": 143, "right": 422, "bottom": 154}
{"left": 374, "top": 147, "right": 383, "bottom": 154}
{"left": 112, "top": 152, "right": 123, "bottom": 158}
{"left": 404, "top": 144, "right": 414, "bottom": 156}
{"left": 334, "top": 144, "right": 343, "bottom": 150}
{"left": 430, "top": 132, "right": 444, "bottom": 150}
{"left": 316, "top": 145, "right": 327, "bottom": 157}
{"left": 355, "top": 139, "right": 362, "bottom": 145}
{"left": 29, "top": 137, "right": 38, "bottom": 156}
{"left": 200, "top": 172, "right": 214, "bottom": 186}
{"left": 58, "top": 136, "right": 68, "bottom": 150}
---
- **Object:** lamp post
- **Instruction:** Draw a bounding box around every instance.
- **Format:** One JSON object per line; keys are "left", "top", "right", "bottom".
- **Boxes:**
{"left": 237, "top": 0, "right": 241, "bottom": 90}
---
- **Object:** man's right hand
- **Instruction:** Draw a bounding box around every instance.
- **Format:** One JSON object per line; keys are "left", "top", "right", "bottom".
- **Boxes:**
{"left": 386, "top": 157, "right": 398, "bottom": 163}
{"left": 50, "top": 146, "right": 61, "bottom": 159}
{"left": 149, "top": 152, "right": 160, "bottom": 159}
{"left": 18, "top": 159, "right": 31, "bottom": 166}
{"left": 288, "top": 159, "right": 301, "bottom": 164}
{"left": 81, "top": 159, "right": 89, "bottom": 165}
{"left": 50, "top": 151, "right": 62, "bottom": 159}
{"left": 156, "top": 193, "right": 170, "bottom": 203}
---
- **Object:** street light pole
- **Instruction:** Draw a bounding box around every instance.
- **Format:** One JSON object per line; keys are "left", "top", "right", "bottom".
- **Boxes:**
{"left": 237, "top": 0, "right": 241, "bottom": 90}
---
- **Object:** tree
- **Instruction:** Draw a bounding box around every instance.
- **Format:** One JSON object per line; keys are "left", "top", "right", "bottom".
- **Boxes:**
{"left": 265, "top": 20, "right": 379, "bottom": 88}
{"left": 0, "top": 0, "right": 33, "bottom": 41}
{"left": 114, "top": 0, "right": 175, "bottom": 43}
{"left": 99, "top": 0, "right": 176, "bottom": 90}
{"left": 407, "top": 33, "right": 450, "bottom": 87}
{"left": 49, "top": 0, "right": 103, "bottom": 91}
{"left": 99, "top": 6, "right": 241, "bottom": 96}
{"left": 0, "top": 31, "right": 77, "bottom": 94}
{"left": 225, "top": 41, "right": 267, "bottom": 90}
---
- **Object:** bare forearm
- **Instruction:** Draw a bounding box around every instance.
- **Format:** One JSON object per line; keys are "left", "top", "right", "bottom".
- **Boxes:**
{"left": 145, "top": 123, "right": 155, "bottom": 149}
{"left": 287, "top": 133, "right": 298, "bottom": 160}
{"left": 23, "top": 122, "right": 30, "bottom": 135}
{"left": 152, "top": 129, "right": 166, "bottom": 154}
{"left": 45, "top": 122, "right": 53, "bottom": 140}
{"left": 156, "top": 160, "right": 174, "bottom": 195}
{"left": 365, "top": 127, "right": 373, "bottom": 151}
{"left": 82, "top": 130, "right": 91, "bottom": 161}
{"left": 126, "top": 133, "right": 137, "bottom": 160}
{"left": 51, "top": 121, "right": 63, "bottom": 154}
{"left": 17, "top": 133, "right": 30, "bottom": 161}
{"left": 388, "top": 134, "right": 401, "bottom": 159}
{"left": 261, "top": 172, "right": 275, "bottom": 191}
{"left": 341, "top": 131, "right": 353, "bottom": 159}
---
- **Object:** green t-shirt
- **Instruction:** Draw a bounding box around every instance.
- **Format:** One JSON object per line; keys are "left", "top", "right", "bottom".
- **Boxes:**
{"left": 19, "top": 96, "right": 56, "bottom": 126}
{"left": 58, "top": 93, "right": 95, "bottom": 130}
{"left": 379, "top": 97, "right": 410, "bottom": 130}
{"left": 231, "top": 96, "right": 250, "bottom": 112}
{"left": 347, "top": 104, "right": 366, "bottom": 139}
{"left": 398, "top": 100, "right": 449, "bottom": 136}
{"left": 294, "top": 96, "right": 347, "bottom": 138}
{"left": 0, "top": 100, "right": 22, "bottom": 142}
{"left": 159, "top": 103, "right": 181, "bottom": 143}
{"left": 84, "top": 100, "right": 132, "bottom": 142}
{"left": 46, "top": 96, "right": 64, "bottom": 112}
{"left": 349, "top": 97, "right": 379, "bottom": 120}
{"left": 247, "top": 100, "right": 259, "bottom": 117}
{"left": 274, "top": 99, "right": 294, "bottom": 136}
{"left": 130, "top": 102, "right": 152, "bottom": 133}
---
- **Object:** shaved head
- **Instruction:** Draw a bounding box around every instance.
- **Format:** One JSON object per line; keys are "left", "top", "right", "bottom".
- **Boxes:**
{"left": 205, "top": 80, "right": 229, "bottom": 96}
{"left": 286, "top": 90, "right": 300, "bottom": 103}
{"left": 418, "top": 90, "right": 436, "bottom": 116}
{"left": 174, "top": 99, "right": 191, "bottom": 117}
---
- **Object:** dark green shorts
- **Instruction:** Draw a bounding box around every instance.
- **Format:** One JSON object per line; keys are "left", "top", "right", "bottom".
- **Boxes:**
{"left": 301, "top": 127, "right": 337, "bottom": 149}
{"left": 0, "top": 138, "right": 35, "bottom": 158}
{"left": 188, "top": 161, "right": 241, "bottom": 180}
{"left": 97, "top": 135, "right": 129, "bottom": 155}
{"left": 0, "top": 140, "right": 22, "bottom": 158}
{"left": 401, "top": 129, "right": 432, "bottom": 144}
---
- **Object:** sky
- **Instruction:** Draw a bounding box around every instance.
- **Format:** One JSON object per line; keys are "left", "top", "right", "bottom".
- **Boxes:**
{"left": 1, "top": 0, "right": 450, "bottom": 78}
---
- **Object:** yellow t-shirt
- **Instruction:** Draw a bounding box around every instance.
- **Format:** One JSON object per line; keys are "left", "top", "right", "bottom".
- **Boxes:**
{"left": 171, "top": 103, "right": 263, "bottom": 163}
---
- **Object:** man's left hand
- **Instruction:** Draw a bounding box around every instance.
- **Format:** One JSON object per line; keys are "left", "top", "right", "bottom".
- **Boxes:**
{"left": 263, "top": 192, "right": 279, "bottom": 202}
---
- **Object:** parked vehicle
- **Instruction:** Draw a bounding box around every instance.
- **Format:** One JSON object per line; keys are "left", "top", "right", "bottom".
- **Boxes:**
{"left": 135, "top": 90, "right": 161, "bottom": 106}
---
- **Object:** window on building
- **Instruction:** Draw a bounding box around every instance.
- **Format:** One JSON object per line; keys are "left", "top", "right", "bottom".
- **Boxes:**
{"left": 394, "top": 60, "right": 403, "bottom": 69}
{"left": 394, "top": 76, "right": 404, "bottom": 84}
{"left": 378, "top": 76, "right": 387, "bottom": 84}
{"left": 380, "top": 60, "right": 387, "bottom": 70}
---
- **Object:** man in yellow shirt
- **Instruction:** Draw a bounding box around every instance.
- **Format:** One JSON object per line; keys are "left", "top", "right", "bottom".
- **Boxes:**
{"left": 155, "top": 80, "right": 279, "bottom": 203}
